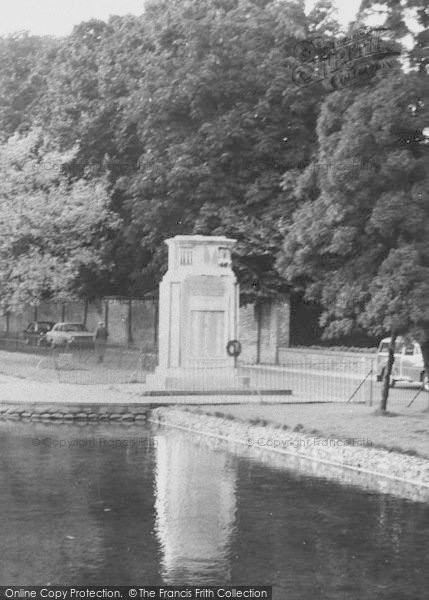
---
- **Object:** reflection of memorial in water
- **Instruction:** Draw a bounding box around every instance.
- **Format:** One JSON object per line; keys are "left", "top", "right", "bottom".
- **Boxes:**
{"left": 154, "top": 434, "right": 236, "bottom": 583}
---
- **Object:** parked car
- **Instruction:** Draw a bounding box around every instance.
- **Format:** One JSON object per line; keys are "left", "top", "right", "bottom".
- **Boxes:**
{"left": 45, "top": 322, "right": 95, "bottom": 349}
{"left": 376, "top": 337, "right": 428, "bottom": 390}
{"left": 23, "top": 321, "right": 54, "bottom": 346}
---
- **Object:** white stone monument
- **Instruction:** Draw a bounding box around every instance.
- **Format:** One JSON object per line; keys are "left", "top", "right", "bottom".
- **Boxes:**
{"left": 146, "top": 235, "right": 248, "bottom": 390}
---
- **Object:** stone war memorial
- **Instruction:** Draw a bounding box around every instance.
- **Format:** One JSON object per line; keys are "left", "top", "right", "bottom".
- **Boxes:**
{"left": 146, "top": 235, "right": 249, "bottom": 390}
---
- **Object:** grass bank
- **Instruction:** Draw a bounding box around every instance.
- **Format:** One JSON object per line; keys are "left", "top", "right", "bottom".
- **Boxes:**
{"left": 189, "top": 402, "right": 429, "bottom": 459}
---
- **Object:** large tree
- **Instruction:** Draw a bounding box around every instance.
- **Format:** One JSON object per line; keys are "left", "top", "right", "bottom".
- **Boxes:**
{"left": 0, "top": 1, "right": 343, "bottom": 304}
{"left": 27, "top": 16, "right": 159, "bottom": 296}
{"left": 277, "top": 67, "right": 429, "bottom": 409}
{"left": 119, "top": 0, "right": 333, "bottom": 300}
{"left": 5, "top": 1, "right": 337, "bottom": 301}
{"left": 0, "top": 130, "right": 120, "bottom": 311}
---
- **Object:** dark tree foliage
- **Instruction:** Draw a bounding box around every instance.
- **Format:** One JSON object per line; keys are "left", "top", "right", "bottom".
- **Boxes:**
{"left": 278, "top": 68, "right": 429, "bottom": 408}
{"left": 29, "top": 1, "right": 331, "bottom": 300}
{"left": 118, "top": 0, "right": 330, "bottom": 300}
{"left": 0, "top": 32, "right": 58, "bottom": 141}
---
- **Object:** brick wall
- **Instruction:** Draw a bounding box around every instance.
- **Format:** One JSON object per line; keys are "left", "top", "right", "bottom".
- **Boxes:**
{"left": 0, "top": 298, "right": 158, "bottom": 350}
{"left": 0, "top": 296, "right": 289, "bottom": 360}
{"left": 238, "top": 299, "right": 290, "bottom": 364}
{"left": 239, "top": 304, "right": 259, "bottom": 363}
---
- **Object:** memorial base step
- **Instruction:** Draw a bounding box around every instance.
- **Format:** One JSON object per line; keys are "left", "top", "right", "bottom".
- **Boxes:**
{"left": 145, "top": 369, "right": 250, "bottom": 391}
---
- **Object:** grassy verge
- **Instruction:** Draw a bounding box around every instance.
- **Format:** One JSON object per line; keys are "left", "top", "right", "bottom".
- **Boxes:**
{"left": 188, "top": 402, "right": 429, "bottom": 459}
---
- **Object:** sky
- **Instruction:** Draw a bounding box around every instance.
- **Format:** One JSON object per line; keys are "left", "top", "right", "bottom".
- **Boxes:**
{"left": 0, "top": 0, "right": 363, "bottom": 37}
{"left": 0, "top": 0, "right": 145, "bottom": 36}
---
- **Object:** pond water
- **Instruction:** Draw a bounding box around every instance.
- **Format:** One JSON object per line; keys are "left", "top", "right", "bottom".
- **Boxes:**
{"left": 0, "top": 420, "right": 428, "bottom": 599}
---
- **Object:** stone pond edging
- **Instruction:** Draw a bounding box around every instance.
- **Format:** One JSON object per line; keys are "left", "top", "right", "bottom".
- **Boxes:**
{"left": 150, "top": 407, "right": 429, "bottom": 502}
{"left": 0, "top": 402, "right": 151, "bottom": 422}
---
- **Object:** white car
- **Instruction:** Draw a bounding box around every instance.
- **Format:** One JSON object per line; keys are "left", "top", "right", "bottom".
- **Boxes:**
{"left": 376, "top": 337, "right": 428, "bottom": 390}
{"left": 46, "top": 322, "right": 95, "bottom": 348}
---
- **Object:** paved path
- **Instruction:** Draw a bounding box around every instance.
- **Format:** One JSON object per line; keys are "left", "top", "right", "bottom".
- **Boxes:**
{"left": 0, "top": 374, "right": 141, "bottom": 404}
{"left": 0, "top": 374, "right": 292, "bottom": 406}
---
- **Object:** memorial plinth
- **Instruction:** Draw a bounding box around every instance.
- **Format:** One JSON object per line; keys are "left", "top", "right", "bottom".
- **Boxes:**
{"left": 146, "top": 235, "right": 248, "bottom": 390}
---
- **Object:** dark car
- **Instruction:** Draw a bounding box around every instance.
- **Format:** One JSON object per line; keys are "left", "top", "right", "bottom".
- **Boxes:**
{"left": 23, "top": 321, "right": 55, "bottom": 346}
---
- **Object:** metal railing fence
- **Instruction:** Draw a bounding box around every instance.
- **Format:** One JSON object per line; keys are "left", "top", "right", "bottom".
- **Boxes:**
{"left": 0, "top": 338, "right": 427, "bottom": 408}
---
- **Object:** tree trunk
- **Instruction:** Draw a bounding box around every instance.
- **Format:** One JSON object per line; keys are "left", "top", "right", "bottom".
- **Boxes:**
{"left": 255, "top": 302, "right": 262, "bottom": 365}
{"left": 380, "top": 333, "right": 396, "bottom": 412}
{"left": 420, "top": 339, "right": 429, "bottom": 409}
